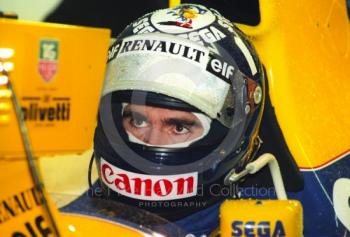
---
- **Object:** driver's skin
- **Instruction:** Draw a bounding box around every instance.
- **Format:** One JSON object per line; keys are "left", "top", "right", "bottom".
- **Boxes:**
{"left": 122, "top": 104, "right": 204, "bottom": 145}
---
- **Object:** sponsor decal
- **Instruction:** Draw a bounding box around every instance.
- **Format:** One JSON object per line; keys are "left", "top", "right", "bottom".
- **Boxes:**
{"left": 11, "top": 215, "right": 52, "bottom": 237}
{"left": 177, "top": 25, "right": 226, "bottom": 45}
{"left": 107, "top": 42, "right": 122, "bottom": 62}
{"left": 0, "top": 187, "right": 42, "bottom": 224}
{"left": 206, "top": 53, "right": 235, "bottom": 83}
{"left": 109, "top": 38, "right": 207, "bottom": 64}
{"left": 151, "top": 4, "right": 215, "bottom": 34}
{"left": 101, "top": 158, "right": 198, "bottom": 200}
{"left": 0, "top": 187, "right": 52, "bottom": 237}
{"left": 21, "top": 96, "right": 70, "bottom": 122}
{"left": 132, "top": 9, "right": 226, "bottom": 44}
{"left": 38, "top": 39, "right": 59, "bottom": 82}
{"left": 108, "top": 36, "right": 239, "bottom": 85}
{"left": 132, "top": 16, "right": 156, "bottom": 34}
{"left": 232, "top": 221, "right": 286, "bottom": 237}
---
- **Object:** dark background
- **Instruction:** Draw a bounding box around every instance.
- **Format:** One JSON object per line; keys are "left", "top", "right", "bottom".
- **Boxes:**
{"left": 44, "top": 0, "right": 260, "bottom": 37}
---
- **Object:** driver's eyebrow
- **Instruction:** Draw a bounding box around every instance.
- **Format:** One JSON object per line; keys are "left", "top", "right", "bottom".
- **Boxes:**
{"left": 163, "top": 118, "right": 201, "bottom": 127}
{"left": 122, "top": 110, "right": 147, "bottom": 121}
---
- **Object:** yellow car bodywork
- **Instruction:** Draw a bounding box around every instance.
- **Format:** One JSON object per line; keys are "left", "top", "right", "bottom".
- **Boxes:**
{"left": 0, "top": 0, "right": 349, "bottom": 235}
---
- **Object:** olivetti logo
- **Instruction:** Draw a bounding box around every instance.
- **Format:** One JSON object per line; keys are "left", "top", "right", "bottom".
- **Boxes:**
{"left": 21, "top": 96, "right": 70, "bottom": 122}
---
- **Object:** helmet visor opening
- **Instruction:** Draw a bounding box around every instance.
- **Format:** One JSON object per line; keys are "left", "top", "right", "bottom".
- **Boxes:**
{"left": 121, "top": 103, "right": 211, "bottom": 148}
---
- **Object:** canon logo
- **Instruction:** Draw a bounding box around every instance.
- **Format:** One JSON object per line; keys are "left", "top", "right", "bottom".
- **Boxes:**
{"left": 100, "top": 158, "right": 198, "bottom": 200}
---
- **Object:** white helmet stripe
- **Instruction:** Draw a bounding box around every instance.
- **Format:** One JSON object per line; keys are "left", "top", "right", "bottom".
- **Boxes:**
{"left": 233, "top": 34, "right": 257, "bottom": 76}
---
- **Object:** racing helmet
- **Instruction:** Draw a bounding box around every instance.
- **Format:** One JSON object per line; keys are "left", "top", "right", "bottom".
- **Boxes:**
{"left": 93, "top": 3, "right": 265, "bottom": 220}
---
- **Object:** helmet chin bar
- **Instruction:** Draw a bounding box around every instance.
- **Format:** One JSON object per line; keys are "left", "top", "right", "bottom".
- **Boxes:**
{"left": 224, "top": 153, "right": 288, "bottom": 200}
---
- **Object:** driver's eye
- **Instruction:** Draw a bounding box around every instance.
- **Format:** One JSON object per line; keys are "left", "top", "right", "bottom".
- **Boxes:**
{"left": 174, "top": 124, "right": 190, "bottom": 134}
{"left": 176, "top": 125, "right": 184, "bottom": 132}
{"left": 131, "top": 117, "right": 148, "bottom": 128}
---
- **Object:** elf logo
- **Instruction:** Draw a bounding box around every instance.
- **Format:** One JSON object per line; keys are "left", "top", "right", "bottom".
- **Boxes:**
{"left": 232, "top": 221, "right": 286, "bottom": 237}
{"left": 21, "top": 97, "right": 70, "bottom": 121}
{"left": 101, "top": 158, "right": 198, "bottom": 200}
{"left": 206, "top": 53, "right": 235, "bottom": 84}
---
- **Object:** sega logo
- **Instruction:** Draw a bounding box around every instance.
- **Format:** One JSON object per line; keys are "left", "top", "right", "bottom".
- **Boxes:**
{"left": 232, "top": 220, "right": 286, "bottom": 237}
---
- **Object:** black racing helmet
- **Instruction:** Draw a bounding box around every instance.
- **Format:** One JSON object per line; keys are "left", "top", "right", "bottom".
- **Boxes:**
{"left": 93, "top": 3, "right": 265, "bottom": 221}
